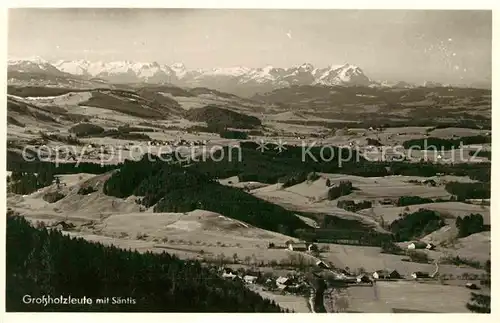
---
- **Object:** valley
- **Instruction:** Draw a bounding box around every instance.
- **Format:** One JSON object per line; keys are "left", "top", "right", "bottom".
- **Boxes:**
{"left": 5, "top": 71, "right": 491, "bottom": 313}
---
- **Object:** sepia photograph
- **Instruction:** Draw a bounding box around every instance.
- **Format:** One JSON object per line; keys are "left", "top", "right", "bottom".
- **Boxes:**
{"left": 4, "top": 6, "right": 492, "bottom": 314}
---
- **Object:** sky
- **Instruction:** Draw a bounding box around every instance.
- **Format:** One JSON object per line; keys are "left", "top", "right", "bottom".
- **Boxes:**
{"left": 8, "top": 9, "right": 492, "bottom": 86}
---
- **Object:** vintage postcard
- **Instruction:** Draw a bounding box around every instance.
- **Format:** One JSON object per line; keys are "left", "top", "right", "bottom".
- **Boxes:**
{"left": 2, "top": 2, "right": 494, "bottom": 319}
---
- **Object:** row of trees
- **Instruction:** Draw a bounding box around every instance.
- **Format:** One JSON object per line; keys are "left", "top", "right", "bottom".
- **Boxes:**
{"left": 280, "top": 171, "right": 319, "bottom": 188}
{"left": 6, "top": 215, "right": 285, "bottom": 312}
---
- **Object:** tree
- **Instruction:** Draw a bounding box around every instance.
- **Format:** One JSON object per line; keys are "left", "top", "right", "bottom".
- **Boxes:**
{"left": 217, "top": 253, "right": 226, "bottom": 266}
{"left": 232, "top": 253, "right": 239, "bottom": 264}
{"left": 307, "top": 172, "right": 319, "bottom": 182}
{"left": 244, "top": 256, "right": 252, "bottom": 266}
{"left": 466, "top": 260, "right": 490, "bottom": 313}
{"left": 456, "top": 214, "right": 485, "bottom": 238}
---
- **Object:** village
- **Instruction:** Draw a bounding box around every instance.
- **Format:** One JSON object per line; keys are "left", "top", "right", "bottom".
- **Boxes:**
{"left": 215, "top": 239, "right": 485, "bottom": 312}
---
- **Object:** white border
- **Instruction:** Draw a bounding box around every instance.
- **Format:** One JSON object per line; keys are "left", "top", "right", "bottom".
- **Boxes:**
{"left": 1, "top": 1, "right": 498, "bottom": 323}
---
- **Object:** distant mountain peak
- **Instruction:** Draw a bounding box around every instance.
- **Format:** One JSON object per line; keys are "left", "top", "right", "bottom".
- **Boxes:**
{"left": 8, "top": 57, "right": 467, "bottom": 95}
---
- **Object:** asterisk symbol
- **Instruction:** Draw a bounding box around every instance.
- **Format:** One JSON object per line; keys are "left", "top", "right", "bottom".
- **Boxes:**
{"left": 274, "top": 139, "right": 287, "bottom": 153}
{"left": 256, "top": 139, "right": 268, "bottom": 153}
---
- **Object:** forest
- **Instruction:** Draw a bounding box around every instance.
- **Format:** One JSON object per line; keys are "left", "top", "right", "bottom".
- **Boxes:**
{"left": 5, "top": 215, "right": 285, "bottom": 312}
{"left": 103, "top": 155, "right": 309, "bottom": 236}
{"left": 469, "top": 150, "right": 491, "bottom": 160}
{"left": 7, "top": 158, "right": 120, "bottom": 195}
{"left": 445, "top": 182, "right": 491, "bottom": 200}
{"left": 327, "top": 181, "right": 353, "bottom": 200}
{"left": 466, "top": 260, "right": 491, "bottom": 313}
{"left": 294, "top": 213, "right": 393, "bottom": 247}
{"left": 455, "top": 214, "right": 487, "bottom": 238}
{"left": 219, "top": 130, "right": 249, "bottom": 140}
{"left": 396, "top": 196, "right": 434, "bottom": 207}
{"left": 337, "top": 200, "right": 372, "bottom": 212}
{"left": 188, "top": 142, "right": 491, "bottom": 183}
{"left": 402, "top": 135, "right": 491, "bottom": 150}
{"left": 184, "top": 105, "right": 262, "bottom": 130}
{"left": 389, "top": 209, "right": 445, "bottom": 242}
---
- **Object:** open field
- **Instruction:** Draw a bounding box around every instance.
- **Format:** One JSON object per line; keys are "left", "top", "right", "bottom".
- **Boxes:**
{"left": 248, "top": 284, "right": 310, "bottom": 313}
{"left": 318, "top": 243, "right": 484, "bottom": 277}
{"left": 346, "top": 280, "right": 474, "bottom": 313}
{"left": 358, "top": 201, "right": 491, "bottom": 225}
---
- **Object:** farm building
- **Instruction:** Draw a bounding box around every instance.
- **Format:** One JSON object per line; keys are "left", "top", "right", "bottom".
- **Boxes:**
{"left": 276, "top": 276, "right": 292, "bottom": 286}
{"left": 465, "top": 283, "right": 480, "bottom": 290}
{"left": 243, "top": 275, "right": 258, "bottom": 284}
{"left": 426, "top": 243, "right": 436, "bottom": 250}
{"left": 380, "top": 199, "right": 394, "bottom": 205}
{"left": 372, "top": 269, "right": 401, "bottom": 280}
{"left": 316, "top": 260, "right": 330, "bottom": 269}
{"left": 408, "top": 241, "right": 435, "bottom": 250}
{"left": 411, "top": 271, "right": 430, "bottom": 279}
{"left": 222, "top": 272, "right": 237, "bottom": 279}
{"left": 356, "top": 273, "right": 372, "bottom": 284}
{"left": 220, "top": 267, "right": 238, "bottom": 279}
{"left": 286, "top": 241, "right": 316, "bottom": 252}
{"left": 421, "top": 179, "right": 437, "bottom": 186}
{"left": 340, "top": 267, "right": 353, "bottom": 276}
{"left": 276, "top": 276, "right": 295, "bottom": 290}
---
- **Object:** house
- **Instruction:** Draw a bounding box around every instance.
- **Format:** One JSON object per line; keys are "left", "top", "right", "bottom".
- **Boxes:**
{"left": 411, "top": 271, "right": 430, "bottom": 279}
{"left": 243, "top": 275, "right": 258, "bottom": 284}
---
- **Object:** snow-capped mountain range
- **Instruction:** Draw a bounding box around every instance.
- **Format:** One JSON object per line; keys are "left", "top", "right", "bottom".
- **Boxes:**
{"left": 8, "top": 57, "right": 431, "bottom": 94}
